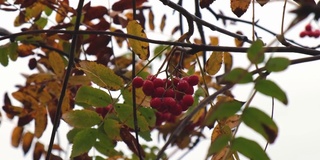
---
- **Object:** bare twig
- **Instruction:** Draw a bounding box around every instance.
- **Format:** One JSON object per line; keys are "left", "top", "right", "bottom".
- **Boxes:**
{"left": 46, "top": 0, "right": 84, "bottom": 159}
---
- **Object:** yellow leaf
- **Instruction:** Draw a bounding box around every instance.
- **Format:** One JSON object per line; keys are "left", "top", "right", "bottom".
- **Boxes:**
{"left": 26, "top": 73, "right": 55, "bottom": 84}
{"left": 56, "top": 7, "right": 67, "bottom": 23}
{"left": 160, "top": 14, "right": 166, "bottom": 32}
{"left": 48, "top": 52, "right": 66, "bottom": 78}
{"left": 223, "top": 115, "right": 241, "bottom": 129}
{"left": 11, "top": 126, "right": 23, "bottom": 147}
{"left": 209, "top": 36, "right": 219, "bottom": 46}
{"left": 234, "top": 31, "right": 244, "bottom": 47}
{"left": 148, "top": 9, "right": 155, "bottom": 30}
{"left": 223, "top": 52, "right": 233, "bottom": 73}
{"left": 231, "top": 0, "right": 251, "bottom": 17}
{"left": 205, "top": 52, "right": 223, "bottom": 75}
{"left": 33, "top": 142, "right": 45, "bottom": 160}
{"left": 78, "top": 61, "right": 124, "bottom": 90}
{"left": 34, "top": 106, "right": 47, "bottom": 138}
{"left": 126, "top": 20, "right": 150, "bottom": 60}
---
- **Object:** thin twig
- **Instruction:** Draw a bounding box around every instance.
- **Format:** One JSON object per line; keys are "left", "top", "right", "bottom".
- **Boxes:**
{"left": 46, "top": 0, "right": 84, "bottom": 159}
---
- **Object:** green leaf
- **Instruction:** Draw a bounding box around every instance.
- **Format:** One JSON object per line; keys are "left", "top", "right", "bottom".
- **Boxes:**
{"left": 71, "top": 128, "right": 97, "bottom": 158}
{"left": 75, "top": 86, "right": 113, "bottom": 107}
{"left": 62, "top": 110, "right": 102, "bottom": 128}
{"left": 35, "top": 17, "right": 48, "bottom": 29}
{"left": 266, "top": 57, "right": 290, "bottom": 72}
{"left": 78, "top": 61, "right": 124, "bottom": 90}
{"left": 222, "top": 68, "right": 253, "bottom": 84}
{"left": 67, "top": 128, "right": 83, "bottom": 143}
{"left": 139, "top": 130, "right": 152, "bottom": 141}
{"left": 127, "top": 20, "right": 150, "bottom": 60}
{"left": 154, "top": 45, "right": 168, "bottom": 59}
{"left": 205, "top": 100, "right": 243, "bottom": 126}
{"left": 114, "top": 104, "right": 150, "bottom": 131}
{"left": 7, "top": 42, "right": 18, "bottom": 61}
{"left": 231, "top": 137, "right": 269, "bottom": 160}
{"left": 0, "top": 47, "right": 8, "bottom": 66}
{"left": 139, "top": 107, "right": 156, "bottom": 127}
{"left": 103, "top": 118, "right": 121, "bottom": 140}
{"left": 247, "top": 39, "right": 264, "bottom": 64}
{"left": 242, "top": 107, "right": 278, "bottom": 143}
{"left": 255, "top": 79, "right": 288, "bottom": 105}
{"left": 207, "top": 134, "right": 230, "bottom": 158}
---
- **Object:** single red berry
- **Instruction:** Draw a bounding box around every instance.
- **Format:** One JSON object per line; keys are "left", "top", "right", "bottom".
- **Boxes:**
{"left": 169, "top": 103, "right": 182, "bottom": 116}
{"left": 300, "top": 31, "right": 307, "bottom": 38}
{"left": 167, "top": 114, "right": 177, "bottom": 122}
{"left": 305, "top": 23, "right": 312, "bottom": 31}
{"left": 177, "top": 79, "right": 190, "bottom": 92}
{"left": 155, "top": 112, "right": 164, "bottom": 126}
{"left": 147, "top": 75, "right": 156, "bottom": 81}
{"left": 142, "top": 80, "right": 154, "bottom": 96}
{"left": 182, "top": 95, "right": 194, "bottom": 106}
{"left": 184, "top": 86, "right": 194, "bottom": 95}
{"left": 163, "top": 97, "right": 176, "bottom": 108}
{"left": 181, "top": 102, "right": 189, "bottom": 111}
{"left": 307, "top": 31, "right": 314, "bottom": 37}
{"left": 163, "top": 79, "right": 172, "bottom": 88}
{"left": 188, "top": 75, "right": 199, "bottom": 86}
{"left": 162, "top": 112, "right": 171, "bottom": 121}
{"left": 132, "top": 76, "right": 144, "bottom": 88}
{"left": 172, "top": 77, "right": 180, "bottom": 87}
{"left": 164, "top": 88, "right": 175, "bottom": 97}
{"left": 150, "top": 97, "right": 162, "bottom": 109}
{"left": 153, "top": 78, "right": 165, "bottom": 88}
{"left": 313, "top": 30, "right": 320, "bottom": 38}
{"left": 95, "top": 107, "right": 107, "bottom": 118}
{"left": 105, "top": 104, "right": 114, "bottom": 113}
{"left": 153, "top": 87, "right": 165, "bottom": 97}
{"left": 175, "top": 90, "right": 184, "bottom": 100}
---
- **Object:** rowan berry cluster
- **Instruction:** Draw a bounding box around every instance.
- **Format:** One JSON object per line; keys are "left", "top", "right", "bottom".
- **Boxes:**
{"left": 299, "top": 23, "right": 320, "bottom": 38}
{"left": 132, "top": 74, "right": 199, "bottom": 125}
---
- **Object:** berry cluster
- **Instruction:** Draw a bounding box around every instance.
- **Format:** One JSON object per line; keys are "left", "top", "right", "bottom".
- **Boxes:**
{"left": 299, "top": 23, "right": 320, "bottom": 38}
{"left": 95, "top": 104, "right": 114, "bottom": 118}
{"left": 133, "top": 75, "right": 199, "bottom": 125}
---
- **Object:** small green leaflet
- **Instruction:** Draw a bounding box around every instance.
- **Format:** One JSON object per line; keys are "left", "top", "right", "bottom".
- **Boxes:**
{"left": 75, "top": 86, "right": 113, "bottom": 107}
{"left": 71, "top": 128, "right": 98, "bottom": 158}
{"left": 266, "top": 57, "right": 290, "bottom": 72}
{"left": 231, "top": 137, "right": 269, "bottom": 160}
{"left": 62, "top": 110, "right": 102, "bottom": 128}
{"left": 222, "top": 68, "right": 253, "bottom": 84}
{"left": 255, "top": 79, "right": 288, "bottom": 105}
{"left": 242, "top": 107, "right": 278, "bottom": 143}
{"left": 206, "top": 134, "right": 230, "bottom": 158}
{"left": 247, "top": 39, "right": 264, "bottom": 64}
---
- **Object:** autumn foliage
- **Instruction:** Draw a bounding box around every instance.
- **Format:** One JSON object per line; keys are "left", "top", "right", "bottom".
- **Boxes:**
{"left": 1, "top": 0, "right": 320, "bottom": 160}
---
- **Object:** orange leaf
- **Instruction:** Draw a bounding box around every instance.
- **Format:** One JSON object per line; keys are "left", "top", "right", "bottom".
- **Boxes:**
{"left": 223, "top": 52, "right": 233, "bottom": 73}
{"left": 209, "top": 36, "right": 219, "bottom": 46}
{"left": 17, "top": 44, "right": 36, "bottom": 57}
{"left": 148, "top": 9, "right": 155, "bottom": 30}
{"left": 231, "top": 0, "right": 251, "bottom": 17}
{"left": 160, "top": 14, "right": 166, "bottom": 32}
{"left": 200, "top": 0, "right": 215, "bottom": 8}
{"left": 112, "top": 0, "right": 147, "bottom": 12}
{"left": 22, "top": 132, "right": 34, "bottom": 154}
{"left": 171, "top": 25, "right": 180, "bottom": 35}
{"left": 33, "top": 142, "right": 45, "bottom": 160}
{"left": 11, "top": 126, "right": 23, "bottom": 147}
{"left": 34, "top": 106, "right": 47, "bottom": 138}
{"left": 205, "top": 52, "right": 223, "bottom": 75}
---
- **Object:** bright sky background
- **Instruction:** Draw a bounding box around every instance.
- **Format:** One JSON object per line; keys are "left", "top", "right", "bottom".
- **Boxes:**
{"left": 1, "top": 0, "right": 320, "bottom": 160}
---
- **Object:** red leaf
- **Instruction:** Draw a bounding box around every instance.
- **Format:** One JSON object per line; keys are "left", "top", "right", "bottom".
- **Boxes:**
{"left": 112, "top": 0, "right": 147, "bottom": 12}
{"left": 200, "top": 0, "right": 215, "bottom": 8}
{"left": 86, "top": 35, "right": 111, "bottom": 55}
{"left": 83, "top": 2, "right": 108, "bottom": 21}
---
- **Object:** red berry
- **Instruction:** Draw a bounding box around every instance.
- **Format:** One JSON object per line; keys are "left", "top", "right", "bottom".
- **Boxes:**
{"left": 184, "top": 86, "right": 194, "bottom": 95}
{"left": 300, "top": 31, "right": 307, "bottom": 38}
{"left": 153, "top": 78, "right": 164, "bottom": 88}
{"left": 150, "top": 97, "right": 162, "bottom": 109}
{"left": 182, "top": 95, "right": 194, "bottom": 106}
{"left": 169, "top": 103, "right": 182, "bottom": 116}
{"left": 313, "top": 30, "right": 320, "bottom": 38}
{"left": 142, "top": 80, "right": 154, "bottom": 96}
{"left": 175, "top": 90, "right": 184, "bottom": 100}
{"left": 163, "top": 97, "right": 176, "bottom": 108}
{"left": 177, "top": 80, "right": 190, "bottom": 92}
{"left": 147, "top": 75, "right": 156, "bottom": 81}
{"left": 188, "top": 75, "right": 199, "bottom": 86}
{"left": 105, "top": 104, "right": 114, "bottom": 113}
{"left": 164, "top": 88, "right": 175, "bottom": 97}
{"left": 305, "top": 24, "right": 312, "bottom": 31}
{"left": 306, "top": 31, "right": 314, "bottom": 37}
{"left": 132, "top": 76, "right": 144, "bottom": 88}
{"left": 172, "top": 77, "right": 180, "bottom": 87}
{"left": 163, "top": 79, "right": 172, "bottom": 88}
{"left": 153, "top": 87, "right": 165, "bottom": 97}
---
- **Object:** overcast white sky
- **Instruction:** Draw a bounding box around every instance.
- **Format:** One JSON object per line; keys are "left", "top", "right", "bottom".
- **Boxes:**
{"left": 1, "top": 0, "right": 320, "bottom": 160}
